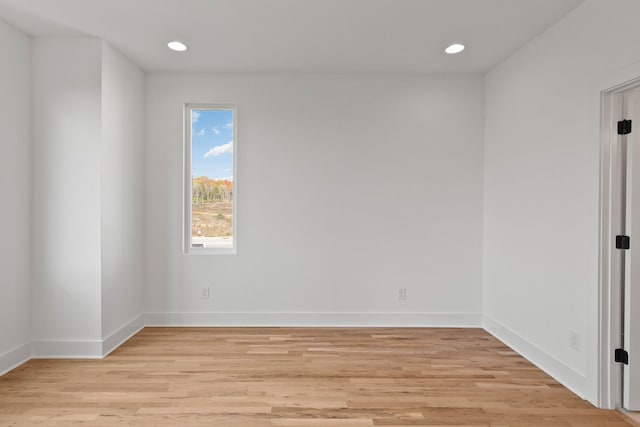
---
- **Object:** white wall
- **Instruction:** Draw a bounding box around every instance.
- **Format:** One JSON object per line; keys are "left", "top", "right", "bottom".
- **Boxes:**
{"left": 100, "top": 42, "right": 145, "bottom": 347}
{"left": 31, "top": 38, "right": 103, "bottom": 354}
{"left": 0, "top": 18, "right": 32, "bottom": 373}
{"left": 144, "top": 73, "right": 484, "bottom": 326}
{"left": 483, "top": 0, "right": 640, "bottom": 403}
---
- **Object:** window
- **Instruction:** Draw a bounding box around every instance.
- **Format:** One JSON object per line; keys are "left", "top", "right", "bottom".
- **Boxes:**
{"left": 184, "top": 104, "right": 236, "bottom": 254}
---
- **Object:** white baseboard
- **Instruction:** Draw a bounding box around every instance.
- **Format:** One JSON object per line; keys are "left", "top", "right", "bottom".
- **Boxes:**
{"left": 0, "top": 342, "right": 32, "bottom": 376}
{"left": 1, "top": 311, "right": 479, "bottom": 376}
{"left": 102, "top": 315, "right": 145, "bottom": 357}
{"left": 483, "top": 314, "right": 587, "bottom": 399}
{"left": 32, "top": 339, "right": 103, "bottom": 359}
{"left": 31, "top": 316, "right": 145, "bottom": 359}
{"left": 144, "top": 311, "right": 483, "bottom": 327}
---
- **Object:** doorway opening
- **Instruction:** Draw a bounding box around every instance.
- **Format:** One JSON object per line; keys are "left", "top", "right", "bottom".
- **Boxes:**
{"left": 599, "top": 77, "right": 640, "bottom": 412}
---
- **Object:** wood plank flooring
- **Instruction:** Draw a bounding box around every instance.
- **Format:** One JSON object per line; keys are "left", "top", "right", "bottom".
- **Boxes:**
{"left": 0, "top": 328, "right": 631, "bottom": 426}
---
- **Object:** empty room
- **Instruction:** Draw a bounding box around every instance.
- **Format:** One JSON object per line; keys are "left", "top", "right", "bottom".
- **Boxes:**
{"left": 2, "top": 0, "right": 640, "bottom": 425}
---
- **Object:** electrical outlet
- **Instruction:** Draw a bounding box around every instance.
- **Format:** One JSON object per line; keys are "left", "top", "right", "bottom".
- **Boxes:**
{"left": 569, "top": 331, "right": 581, "bottom": 351}
{"left": 200, "top": 286, "right": 210, "bottom": 300}
{"left": 398, "top": 287, "right": 407, "bottom": 301}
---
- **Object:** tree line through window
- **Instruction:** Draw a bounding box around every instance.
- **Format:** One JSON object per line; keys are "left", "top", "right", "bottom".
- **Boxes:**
{"left": 191, "top": 177, "right": 233, "bottom": 243}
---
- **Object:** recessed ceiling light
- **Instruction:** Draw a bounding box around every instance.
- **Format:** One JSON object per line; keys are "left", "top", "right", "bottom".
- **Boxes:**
{"left": 445, "top": 43, "right": 465, "bottom": 55}
{"left": 167, "top": 41, "right": 188, "bottom": 52}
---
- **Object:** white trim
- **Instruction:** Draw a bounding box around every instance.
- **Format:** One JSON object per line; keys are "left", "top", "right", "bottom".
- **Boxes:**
{"left": 1, "top": 313, "right": 481, "bottom": 375}
{"left": 32, "top": 339, "right": 103, "bottom": 359}
{"left": 183, "top": 103, "right": 238, "bottom": 255}
{"left": 597, "top": 86, "right": 624, "bottom": 409}
{"left": 101, "top": 314, "right": 145, "bottom": 357}
{"left": 595, "top": 60, "right": 640, "bottom": 409}
{"left": 483, "top": 315, "right": 588, "bottom": 399}
{"left": 144, "top": 311, "right": 483, "bottom": 327}
{"left": 31, "top": 315, "right": 144, "bottom": 359}
{"left": 1, "top": 320, "right": 143, "bottom": 373}
{"left": 0, "top": 342, "right": 32, "bottom": 376}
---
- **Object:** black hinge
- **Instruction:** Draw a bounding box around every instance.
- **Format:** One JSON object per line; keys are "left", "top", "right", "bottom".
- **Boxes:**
{"left": 616, "top": 348, "right": 629, "bottom": 365}
{"left": 619, "top": 119, "right": 632, "bottom": 135}
{"left": 616, "top": 235, "right": 630, "bottom": 249}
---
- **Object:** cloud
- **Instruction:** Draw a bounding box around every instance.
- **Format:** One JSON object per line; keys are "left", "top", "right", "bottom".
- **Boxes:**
{"left": 204, "top": 141, "right": 233, "bottom": 158}
{"left": 224, "top": 121, "right": 233, "bottom": 130}
{"left": 193, "top": 128, "right": 205, "bottom": 137}
{"left": 223, "top": 168, "right": 231, "bottom": 172}
{"left": 212, "top": 127, "right": 221, "bottom": 135}
{"left": 192, "top": 111, "right": 201, "bottom": 124}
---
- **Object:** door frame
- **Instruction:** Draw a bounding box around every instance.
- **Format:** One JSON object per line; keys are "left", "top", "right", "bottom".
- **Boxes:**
{"left": 598, "top": 68, "right": 640, "bottom": 409}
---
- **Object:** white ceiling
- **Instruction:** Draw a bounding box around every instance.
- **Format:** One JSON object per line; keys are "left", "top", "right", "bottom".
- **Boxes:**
{"left": 0, "top": 0, "right": 584, "bottom": 73}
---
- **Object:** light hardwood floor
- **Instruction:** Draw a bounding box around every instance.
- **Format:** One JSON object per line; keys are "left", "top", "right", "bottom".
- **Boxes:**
{"left": 0, "top": 328, "right": 631, "bottom": 426}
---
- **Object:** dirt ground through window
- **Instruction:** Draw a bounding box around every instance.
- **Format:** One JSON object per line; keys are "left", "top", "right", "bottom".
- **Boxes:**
{"left": 192, "top": 202, "right": 232, "bottom": 238}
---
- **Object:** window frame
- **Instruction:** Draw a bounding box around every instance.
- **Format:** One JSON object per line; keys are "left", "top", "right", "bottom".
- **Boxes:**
{"left": 183, "top": 103, "right": 237, "bottom": 255}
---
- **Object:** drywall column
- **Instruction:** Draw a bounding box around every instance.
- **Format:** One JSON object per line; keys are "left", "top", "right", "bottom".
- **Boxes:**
{"left": 0, "top": 18, "right": 32, "bottom": 373}
{"left": 32, "top": 38, "right": 103, "bottom": 356}
{"left": 100, "top": 42, "right": 145, "bottom": 353}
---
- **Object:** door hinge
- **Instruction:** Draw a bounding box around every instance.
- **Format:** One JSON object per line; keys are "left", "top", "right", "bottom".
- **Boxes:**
{"left": 616, "top": 235, "right": 630, "bottom": 249}
{"left": 619, "top": 119, "right": 633, "bottom": 135}
{"left": 616, "top": 348, "right": 629, "bottom": 365}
